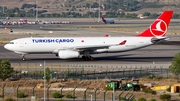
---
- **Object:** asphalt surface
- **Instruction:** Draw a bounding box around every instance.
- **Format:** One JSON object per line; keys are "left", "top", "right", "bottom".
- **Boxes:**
{"left": 0, "top": 19, "right": 180, "bottom": 30}
{"left": 0, "top": 43, "right": 179, "bottom": 65}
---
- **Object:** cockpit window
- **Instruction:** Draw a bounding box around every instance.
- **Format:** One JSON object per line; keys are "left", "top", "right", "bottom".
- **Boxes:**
{"left": 8, "top": 42, "right": 14, "bottom": 44}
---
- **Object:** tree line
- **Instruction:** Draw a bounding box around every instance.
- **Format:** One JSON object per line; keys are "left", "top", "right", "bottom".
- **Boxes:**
{"left": 0, "top": 2, "right": 180, "bottom": 19}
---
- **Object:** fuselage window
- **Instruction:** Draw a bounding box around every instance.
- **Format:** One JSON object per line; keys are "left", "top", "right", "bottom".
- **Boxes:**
{"left": 8, "top": 42, "right": 14, "bottom": 44}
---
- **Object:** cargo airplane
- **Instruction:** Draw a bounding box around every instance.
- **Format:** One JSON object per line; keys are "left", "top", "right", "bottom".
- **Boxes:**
{"left": 4, "top": 10, "right": 173, "bottom": 61}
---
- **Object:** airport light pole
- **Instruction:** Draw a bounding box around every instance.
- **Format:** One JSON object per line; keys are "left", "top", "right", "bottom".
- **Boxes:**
{"left": 89, "top": 94, "right": 92, "bottom": 101}
{"left": 98, "top": 0, "right": 101, "bottom": 22}
{"left": 36, "top": 0, "right": 38, "bottom": 21}
{"left": 113, "top": 82, "right": 115, "bottom": 101}
{"left": 40, "top": 61, "right": 46, "bottom": 101}
{"left": 3, "top": 5, "right": 4, "bottom": 17}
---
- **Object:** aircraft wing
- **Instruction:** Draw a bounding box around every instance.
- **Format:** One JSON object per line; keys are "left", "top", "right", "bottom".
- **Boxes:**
{"left": 53, "top": 40, "right": 127, "bottom": 53}
{"left": 71, "top": 40, "right": 127, "bottom": 51}
{"left": 74, "top": 44, "right": 118, "bottom": 51}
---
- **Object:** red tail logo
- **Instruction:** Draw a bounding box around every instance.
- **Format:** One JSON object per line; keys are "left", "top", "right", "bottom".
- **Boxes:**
{"left": 150, "top": 19, "right": 167, "bottom": 37}
{"left": 137, "top": 10, "right": 173, "bottom": 37}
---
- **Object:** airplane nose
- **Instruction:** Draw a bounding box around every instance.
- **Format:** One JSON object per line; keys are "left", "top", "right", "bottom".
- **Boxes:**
{"left": 4, "top": 44, "right": 9, "bottom": 50}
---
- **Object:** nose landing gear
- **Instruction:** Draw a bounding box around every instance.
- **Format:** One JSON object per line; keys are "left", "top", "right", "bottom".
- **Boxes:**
{"left": 22, "top": 54, "right": 26, "bottom": 61}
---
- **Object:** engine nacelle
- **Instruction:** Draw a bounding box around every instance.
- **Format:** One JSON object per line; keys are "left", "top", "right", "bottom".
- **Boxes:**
{"left": 58, "top": 50, "right": 80, "bottom": 59}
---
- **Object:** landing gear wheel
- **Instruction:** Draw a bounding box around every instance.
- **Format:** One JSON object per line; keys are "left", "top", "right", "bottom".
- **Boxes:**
{"left": 90, "top": 57, "right": 94, "bottom": 61}
{"left": 21, "top": 54, "right": 26, "bottom": 61}
{"left": 82, "top": 51, "right": 94, "bottom": 61}
{"left": 82, "top": 56, "right": 94, "bottom": 61}
{"left": 85, "top": 57, "right": 89, "bottom": 61}
{"left": 82, "top": 56, "right": 85, "bottom": 59}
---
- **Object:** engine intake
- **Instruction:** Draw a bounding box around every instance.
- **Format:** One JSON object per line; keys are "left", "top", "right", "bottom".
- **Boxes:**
{"left": 58, "top": 50, "right": 80, "bottom": 59}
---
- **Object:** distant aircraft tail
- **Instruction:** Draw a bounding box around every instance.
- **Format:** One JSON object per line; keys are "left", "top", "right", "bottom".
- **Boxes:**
{"left": 137, "top": 10, "right": 173, "bottom": 37}
{"left": 102, "top": 16, "right": 106, "bottom": 23}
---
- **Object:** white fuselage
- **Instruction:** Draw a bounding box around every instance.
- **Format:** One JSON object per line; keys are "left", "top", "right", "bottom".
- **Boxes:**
{"left": 4, "top": 37, "right": 153, "bottom": 55}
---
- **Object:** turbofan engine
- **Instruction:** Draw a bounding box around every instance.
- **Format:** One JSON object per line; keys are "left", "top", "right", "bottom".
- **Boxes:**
{"left": 58, "top": 50, "right": 80, "bottom": 59}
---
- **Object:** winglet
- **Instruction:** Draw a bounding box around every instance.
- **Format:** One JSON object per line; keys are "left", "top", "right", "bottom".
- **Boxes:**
{"left": 137, "top": 10, "right": 173, "bottom": 37}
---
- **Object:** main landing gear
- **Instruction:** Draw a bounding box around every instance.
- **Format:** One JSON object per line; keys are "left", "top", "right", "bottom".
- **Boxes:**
{"left": 82, "top": 56, "right": 94, "bottom": 61}
{"left": 82, "top": 51, "right": 94, "bottom": 61}
{"left": 22, "top": 54, "right": 26, "bottom": 61}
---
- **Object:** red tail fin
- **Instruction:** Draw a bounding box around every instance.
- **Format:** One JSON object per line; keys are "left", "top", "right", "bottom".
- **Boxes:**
{"left": 102, "top": 16, "right": 106, "bottom": 23}
{"left": 137, "top": 10, "right": 173, "bottom": 37}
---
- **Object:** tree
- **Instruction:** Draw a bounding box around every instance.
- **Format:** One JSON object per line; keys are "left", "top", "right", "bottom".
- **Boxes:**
{"left": 138, "top": 97, "right": 146, "bottom": 101}
{"left": 13, "top": 7, "right": 20, "bottom": 13}
{"left": 150, "top": 99, "right": 156, "bottom": 101}
{"left": 173, "top": 13, "right": 180, "bottom": 19}
{"left": 46, "top": 67, "right": 51, "bottom": 84}
{"left": 169, "top": 52, "right": 180, "bottom": 77}
{"left": 159, "top": 94, "right": 171, "bottom": 101}
{"left": 92, "top": 2, "right": 99, "bottom": 8}
{"left": 41, "top": 67, "right": 51, "bottom": 84}
{"left": 17, "top": 92, "right": 26, "bottom": 98}
{"left": 86, "top": 3, "right": 91, "bottom": 8}
{"left": 52, "top": 92, "right": 62, "bottom": 98}
{"left": 149, "top": 13, "right": 159, "bottom": 18}
{"left": 0, "top": 60, "right": 14, "bottom": 81}
{"left": 5, "top": 97, "right": 15, "bottom": 101}
{"left": 143, "top": 12, "right": 151, "bottom": 16}
{"left": 66, "top": 94, "right": 73, "bottom": 98}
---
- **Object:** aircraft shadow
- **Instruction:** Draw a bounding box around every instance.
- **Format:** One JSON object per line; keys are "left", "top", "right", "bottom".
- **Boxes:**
{"left": 8, "top": 54, "right": 173, "bottom": 63}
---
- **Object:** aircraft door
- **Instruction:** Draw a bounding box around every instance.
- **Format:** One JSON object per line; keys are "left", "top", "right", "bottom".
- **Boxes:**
{"left": 19, "top": 41, "right": 24, "bottom": 47}
{"left": 19, "top": 41, "right": 27, "bottom": 48}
